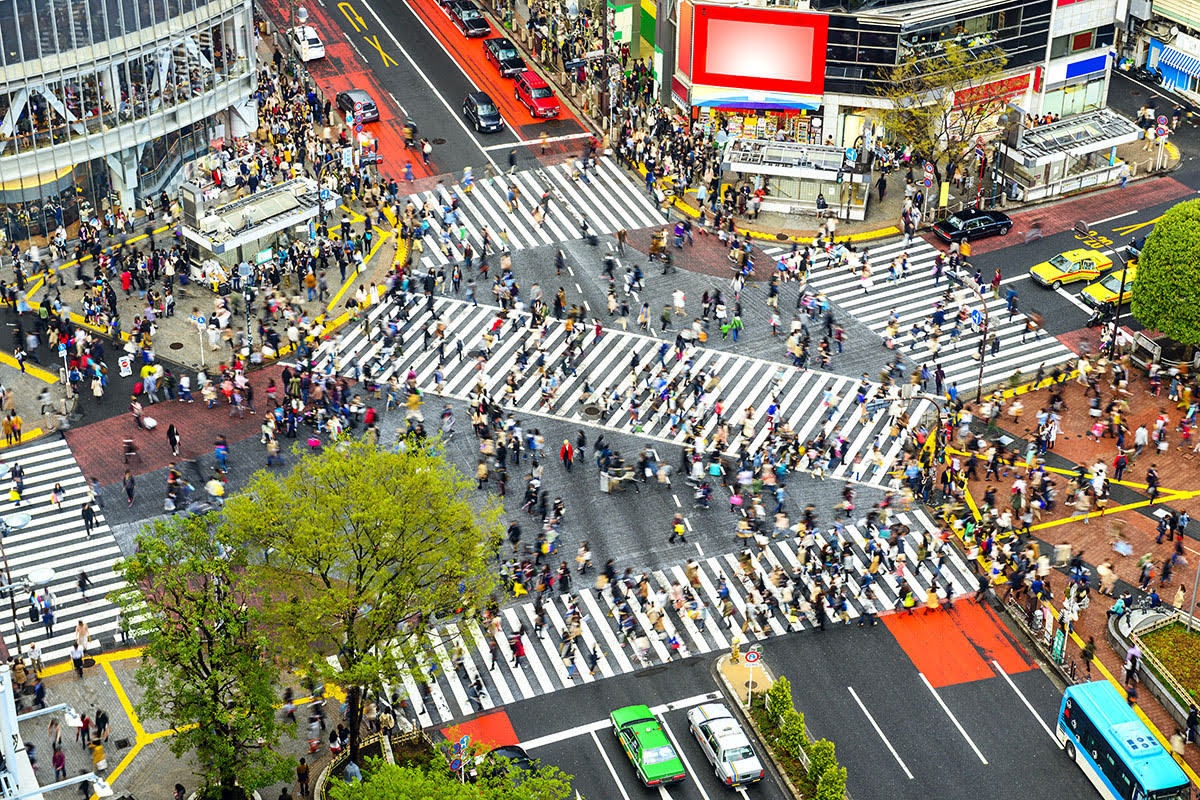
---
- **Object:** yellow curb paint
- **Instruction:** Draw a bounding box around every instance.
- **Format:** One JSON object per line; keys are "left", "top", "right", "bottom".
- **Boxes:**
{"left": 0, "top": 351, "right": 59, "bottom": 383}
{"left": 103, "top": 660, "right": 147, "bottom": 738}
{"left": 0, "top": 428, "right": 45, "bottom": 449}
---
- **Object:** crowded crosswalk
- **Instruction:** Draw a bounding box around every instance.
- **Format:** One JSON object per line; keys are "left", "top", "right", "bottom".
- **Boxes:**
{"left": 764, "top": 238, "right": 1078, "bottom": 392}
{"left": 0, "top": 437, "right": 124, "bottom": 662}
{"left": 316, "top": 294, "right": 934, "bottom": 488}
{"left": 380, "top": 508, "right": 975, "bottom": 728}
{"left": 409, "top": 157, "right": 667, "bottom": 264}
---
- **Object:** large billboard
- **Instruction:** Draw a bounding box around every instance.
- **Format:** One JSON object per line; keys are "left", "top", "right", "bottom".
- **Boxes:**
{"left": 691, "top": 5, "right": 828, "bottom": 96}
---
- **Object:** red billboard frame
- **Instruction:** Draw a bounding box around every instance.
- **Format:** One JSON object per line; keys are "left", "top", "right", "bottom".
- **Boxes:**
{"left": 692, "top": 5, "right": 828, "bottom": 96}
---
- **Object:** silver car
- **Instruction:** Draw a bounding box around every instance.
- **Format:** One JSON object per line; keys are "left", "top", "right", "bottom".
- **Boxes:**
{"left": 686, "top": 703, "right": 765, "bottom": 787}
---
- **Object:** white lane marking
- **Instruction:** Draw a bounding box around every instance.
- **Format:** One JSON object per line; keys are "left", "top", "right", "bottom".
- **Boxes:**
{"left": 358, "top": 0, "right": 499, "bottom": 169}
{"left": 847, "top": 686, "right": 914, "bottom": 779}
{"left": 919, "top": 673, "right": 988, "bottom": 764}
{"left": 521, "top": 692, "right": 722, "bottom": 750}
{"left": 990, "top": 660, "right": 1062, "bottom": 748}
{"left": 660, "top": 718, "right": 712, "bottom": 800}
{"left": 483, "top": 132, "right": 596, "bottom": 150}
{"left": 735, "top": 787, "right": 750, "bottom": 800}
{"left": 658, "top": 787, "right": 673, "bottom": 800}
{"left": 1055, "top": 285, "right": 1093, "bottom": 314}
{"left": 591, "top": 729, "right": 634, "bottom": 800}
{"left": 1095, "top": 210, "right": 1137, "bottom": 224}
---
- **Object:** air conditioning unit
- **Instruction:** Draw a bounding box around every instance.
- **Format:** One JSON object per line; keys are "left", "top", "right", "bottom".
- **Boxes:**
{"left": 199, "top": 214, "right": 223, "bottom": 233}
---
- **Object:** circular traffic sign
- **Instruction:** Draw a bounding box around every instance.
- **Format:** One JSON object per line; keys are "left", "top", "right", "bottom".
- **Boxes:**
{"left": 355, "top": 101, "right": 364, "bottom": 111}
{"left": 844, "top": 147, "right": 857, "bottom": 162}
{"left": 451, "top": 743, "right": 462, "bottom": 754}
{"left": 744, "top": 650, "right": 760, "bottom": 663}
{"left": 1157, "top": 115, "right": 1168, "bottom": 126}
{"left": 355, "top": 123, "right": 363, "bottom": 133}
{"left": 924, "top": 162, "right": 934, "bottom": 174}
{"left": 1157, "top": 124, "right": 1169, "bottom": 137}
{"left": 923, "top": 177, "right": 932, "bottom": 188}
{"left": 977, "top": 135, "right": 985, "bottom": 145}
{"left": 450, "top": 758, "right": 463, "bottom": 771}
{"left": 971, "top": 309, "right": 982, "bottom": 325}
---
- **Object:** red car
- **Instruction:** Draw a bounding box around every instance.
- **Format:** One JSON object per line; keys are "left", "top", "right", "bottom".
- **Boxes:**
{"left": 514, "top": 70, "right": 559, "bottom": 118}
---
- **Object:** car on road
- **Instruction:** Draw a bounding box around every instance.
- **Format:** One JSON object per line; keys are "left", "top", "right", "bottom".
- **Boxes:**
{"left": 483, "top": 37, "right": 526, "bottom": 78}
{"left": 463, "top": 91, "right": 504, "bottom": 132}
{"left": 336, "top": 89, "right": 379, "bottom": 123}
{"left": 930, "top": 208, "right": 1012, "bottom": 243}
{"left": 1029, "top": 248, "right": 1113, "bottom": 289}
{"left": 1125, "top": 235, "right": 1147, "bottom": 261}
{"left": 610, "top": 705, "right": 686, "bottom": 787}
{"left": 515, "top": 70, "right": 560, "bottom": 118}
{"left": 1081, "top": 265, "right": 1137, "bottom": 308}
{"left": 290, "top": 25, "right": 325, "bottom": 61}
{"left": 466, "top": 745, "right": 537, "bottom": 783}
{"left": 686, "top": 703, "right": 765, "bottom": 786}
{"left": 447, "top": 0, "right": 491, "bottom": 37}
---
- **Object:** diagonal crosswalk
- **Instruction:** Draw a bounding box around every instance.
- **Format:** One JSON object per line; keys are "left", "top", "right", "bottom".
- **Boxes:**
{"left": 377, "top": 509, "right": 976, "bottom": 728}
{"left": 763, "top": 238, "right": 1078, "bottom": 392}
{"left": 0, "top": 437, "right": 124, "bottom": 662}
{"left": 408, "top": 158, "right": 667, "bottom": 264}
{"left": 316, "top": 294, "right": 933, "bottom": 488}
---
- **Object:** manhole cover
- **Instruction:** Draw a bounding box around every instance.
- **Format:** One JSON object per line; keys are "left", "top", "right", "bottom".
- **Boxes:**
{"left": 775, "top": 233, "right": 789, "bottom": 241}
{"left": 1131, "top": 90, "right": 1141, "bottom": 96}
{"left": 432, "top": 137, "right": 447, "bottom": 145}
{"left": 168, "top": 342, "right": 184, "bottom": 350}
{"left": 744, "top": 679, "right": 759, "bottom": 693}
{"left": 115, "top": 738, "right": 132, "bottom": 749}
{"left": 582, "top": 404, "right": 602, "bottom": 419}
{"left": 546, "top": 118, "right": 564, "bottom": 129}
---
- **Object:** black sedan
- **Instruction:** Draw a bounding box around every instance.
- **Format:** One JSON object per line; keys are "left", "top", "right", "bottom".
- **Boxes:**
{"left": 463, "top": 91, "right": 504, "bottom": 132}
{"left": 448, "top": 0, "right": 490, "bottom": 37}
{"left": 483, "top": 36, "right": 526, "bottom": 78}
{"left": 931, "top": 208, "right": 1012, "bottom": 243}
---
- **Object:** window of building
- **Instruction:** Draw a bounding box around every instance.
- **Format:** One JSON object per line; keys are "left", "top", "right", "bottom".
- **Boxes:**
{"left": 1072, "top": 30, "right": 1094, "bottom": 51}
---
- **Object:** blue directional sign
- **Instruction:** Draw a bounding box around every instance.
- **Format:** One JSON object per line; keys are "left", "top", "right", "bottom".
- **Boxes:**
{"left": 971, "top": 309, "right": 983, "bottom": 326}
{"left": 844, "top": 148, "right": 857, "bottom": 163}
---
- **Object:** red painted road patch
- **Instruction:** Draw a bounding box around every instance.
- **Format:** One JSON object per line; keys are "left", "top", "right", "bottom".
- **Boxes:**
{"left": 884, "top": 600, "right": 1033, "bottom": 688}
{"left": 442, "top": 709, "right": 520, "bottom": 752}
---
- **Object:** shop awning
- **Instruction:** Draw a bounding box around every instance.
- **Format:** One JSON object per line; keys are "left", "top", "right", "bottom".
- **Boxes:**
{"left": 1159, "top": 46, "right": 1200, "bottom": 78}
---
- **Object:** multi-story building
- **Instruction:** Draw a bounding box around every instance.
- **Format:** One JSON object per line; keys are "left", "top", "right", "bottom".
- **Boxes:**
{"left": 653, "top": 0, "right": 1122, "bottom": 147}
{"left": 0, "top": 0, "right": 257, "bottom": 243}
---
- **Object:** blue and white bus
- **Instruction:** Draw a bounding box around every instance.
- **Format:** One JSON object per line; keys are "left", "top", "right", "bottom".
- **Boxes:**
{"left": 1057, "top": 681, "right": 1191, "bottom": 800}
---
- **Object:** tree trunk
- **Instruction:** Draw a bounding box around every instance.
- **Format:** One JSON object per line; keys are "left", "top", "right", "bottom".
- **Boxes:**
{"left": 346, "top": 684, "right": 363, "bottom": 764}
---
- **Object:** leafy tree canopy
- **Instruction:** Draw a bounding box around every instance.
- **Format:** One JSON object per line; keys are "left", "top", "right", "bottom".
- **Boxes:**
{"left": 113, "top": 516, "right": 293, "bottom": 797}
{"left": 1131, "top": 198, "right": 1200, "bottom": 346}
{"left": 327, "top": 758, "right": 574, "bottom": 800}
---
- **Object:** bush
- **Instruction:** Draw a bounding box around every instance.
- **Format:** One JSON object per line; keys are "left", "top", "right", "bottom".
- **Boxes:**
{"left": 815, "top": 765, "right": 848, "bottom": 800}
{"left": 778, "top": 709, "right": 807, "bottom": 761}
{"left": 807, "top": 739, "right": 836, "bottom": 785}
{"left": 766, "top": 675, "right": 794, "bottom": 720}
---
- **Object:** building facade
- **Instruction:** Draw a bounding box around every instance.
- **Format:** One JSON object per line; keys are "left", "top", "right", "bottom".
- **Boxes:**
{"left": 662, "top": 0, "right": 1122, "bottom": 148}
{"left": 0, "top": 0, "right": 257, "bottom": 243}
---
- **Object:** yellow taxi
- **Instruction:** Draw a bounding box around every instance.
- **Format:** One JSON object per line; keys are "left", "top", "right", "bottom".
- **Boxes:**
{"left": 1081, "top": 265, "right": 1137, "bottom": 309}
{"left": 1029, "top": 249, "right": 1113, "bottom": 289}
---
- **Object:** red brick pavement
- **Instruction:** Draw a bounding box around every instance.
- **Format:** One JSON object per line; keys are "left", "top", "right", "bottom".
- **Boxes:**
{"left": 64, "top": 365, "right": 285, "bottom": 485}
{"left": 950, "top": 177, "right": 1195, "bottom": 255}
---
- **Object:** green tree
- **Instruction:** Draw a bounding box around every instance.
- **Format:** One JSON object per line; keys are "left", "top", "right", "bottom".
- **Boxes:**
{"left": 877, "top": 43, "right": 1009, "bottom": 199}
{"left": 112, "top": 516, "right": 293, "bottom": 799}
{"left": 778, "top": 709, "right": 808, "bottom": 761}
{"left": 226, "top": 439, "right": 502, "bottom": 763}
{"left": 1131, "top": 198, "right": 1200, "bottom": 347}
{"left": 807, "top": 739, "right": 837, "bottom": 785}
{"left": 326, "top": 758, "right": 574, "bottom": 800}
{"left": 815, "top": 765, "right": 848, "bottom": 800}
{"left": 766, "top": 675, "right": 794, "bottom": 719}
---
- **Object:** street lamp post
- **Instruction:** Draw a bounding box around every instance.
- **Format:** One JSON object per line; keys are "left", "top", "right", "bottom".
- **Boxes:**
{"left": 0, "top": 512, "right": 35, "bottom": 653}
{"left": 950, "top": 275, "right": 991, "bottom": 403}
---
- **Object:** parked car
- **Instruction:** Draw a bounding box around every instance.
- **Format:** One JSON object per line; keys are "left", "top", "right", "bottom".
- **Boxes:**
{"left": 514, "top": 70, "right": 560, "bottom": 118}
{"left": 610, "top": 705, "right": 686, "bottom": 787}
{"left": 447, "top": 0, "right": 491, "bottom": 37}
{"left": 290, "top": 25, "right": 325, "bottom": 61}
{"left": 336, "top": 89, "right": 379, "bottom": 123}
{"left": 1029, "top": 248, "right": 1113, "bottom": 289}
{"left": 930, "top": 208, "right": 1012, "bottom": 243}
{"left": 483, "top": 37, "right": 526, "bottom": 78}
{"left": 463, "top": 91, "right": 504, "bottom": 133}
{"left": 686, "top": 703, "right": 765, "bottom": 786}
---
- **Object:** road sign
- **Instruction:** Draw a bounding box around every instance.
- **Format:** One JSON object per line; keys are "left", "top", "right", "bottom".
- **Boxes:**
{"left": 451, "top": 743, "right": 461, "bottom": 754}
{"left": 1157, "top": 114, "right": 1168, "bottom": 126}
{"left": 971, "top": 308, "right": 983, "bottom": 326}
{"left": 450, "top": 758, "right": 463, "bottom": 771}
{"left": 923, "top": 177, "right": 932, "bottom": 188}
{"left": 195, "top": 315, "right": 206, "bottom": 325}
{"left": 459, "top": 735, "right": 470, "bottom": 749}
{"left": 58, "top": 343, "right": 67, "bottom": 357}
{"left": 923, "top": 162, "right": 934, "bottom": 175}
{"left": 118, "top": 355, "right": 133, "bottom": 377}
{"left": 354, "top": 101, "right": 364, "bottom": 111}
{"left": 355, "top": 123, "right": 363, "bottom": 134}
{"left": 320, "top": 188, "right": 330, "bottom": 201}
{"left": 342, "top": 148, "right": 353, "bottom": 168}
{"left": 1156, "top": 124, "right": 1169, "bottom": 137}
{"left": 844, "top": 147, "right": 857, "bottom": 163}
{"left": 744, "top": 650, "right": 760, "bottom": 663}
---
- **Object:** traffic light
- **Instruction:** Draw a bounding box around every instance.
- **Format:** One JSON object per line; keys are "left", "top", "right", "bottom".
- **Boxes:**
{"left": 836, "top": 169, "right": 844, "bottom": 184}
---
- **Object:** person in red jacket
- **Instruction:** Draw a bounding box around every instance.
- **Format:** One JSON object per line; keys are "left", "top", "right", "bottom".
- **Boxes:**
{"left": 559, "top": 440, "right": 573, "bottom": 472}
